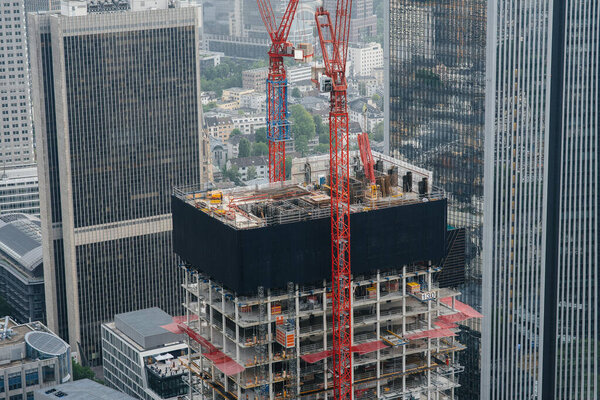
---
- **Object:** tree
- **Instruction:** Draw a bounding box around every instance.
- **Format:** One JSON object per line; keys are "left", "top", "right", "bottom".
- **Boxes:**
{"left": 222, "top": 165, "right": 241, "bottom": 184}
{"left": 371, "top": 121, "right": 384, "bottom": 142}
{"left": 238, "top": 138, "right": 251, "bottom": 157}
{"left": 202, "top": 102, "right": 217, "bottom": 112}
{"left": 316, "top": 143, "right": 329, "bottom": 154}
{"left": 252, "top": 142, "right": 268, "bottom": 156}
{"left": 319, "top": 132, "right": 329, "bottom": 144}
{"left": 73, "top": 360, "right": 96, "bottom": 381}
{"left": 292, "top": 87, "right": 301, "bottom": 98}
{"left": 254, "top": 127, "right": 267, "bottom": 143}
{"left": 371, "top": 93, "right": 383, "bottom": 110}
{"left": 247, "top": 166, "right": 257, "bottom": 181}
{"left": 230, "top": 128, "right": 243, "bottom": 137}
{"left": 295, "top": 135, "right": 309, "bottom": 156}
{"left": 290, "top": 104, "right": 316, "bottom": 140}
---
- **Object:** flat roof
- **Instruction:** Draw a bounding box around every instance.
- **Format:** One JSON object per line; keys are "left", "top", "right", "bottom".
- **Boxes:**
{"left": 114, "top": 307, "right": 183, "bottom": 350}
{"left": 35, "top": 379, "right": 136, "bottom": 399}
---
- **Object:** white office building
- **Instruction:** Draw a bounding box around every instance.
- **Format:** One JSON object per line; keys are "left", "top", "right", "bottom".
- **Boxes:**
{"left": 348, "top": 42, "right": 383, "bottom": 77}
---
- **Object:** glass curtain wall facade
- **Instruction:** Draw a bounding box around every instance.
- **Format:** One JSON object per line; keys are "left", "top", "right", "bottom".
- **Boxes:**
{"left": 29, "top": 7, "right": 210, "bottom": 365}
{"left": 386, "top": 1, "right": 486, "bottom": 397}
{"left": 482, "top": 0, "right": 598, "bottom": 399}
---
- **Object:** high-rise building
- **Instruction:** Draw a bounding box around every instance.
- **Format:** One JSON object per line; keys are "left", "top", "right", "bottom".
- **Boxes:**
{"left": 385, "top": 2, "right": 486, "bottom": 397}
{"left": 0, "top": 165, "right": 39, "bottom": 216}
{"left": 28, "top": 2, "right": 211, "bottom": 365}
{"left": 482, "top": 1, "right": 598, "bottom": 399}
{"left": 0, "top": 0, "right": 34, "bottom": 167}
{"left": 324, "top": 0, "right": 377, "bottom": 42}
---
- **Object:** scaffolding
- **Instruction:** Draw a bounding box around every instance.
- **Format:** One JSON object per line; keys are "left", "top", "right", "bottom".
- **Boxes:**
{"left": 177, "top": 262, "right": 477, "bottom": 400}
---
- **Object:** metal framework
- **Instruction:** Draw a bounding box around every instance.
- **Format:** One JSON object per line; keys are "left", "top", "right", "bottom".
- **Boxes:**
{"left": 256, "top": 0, "right": 300, "bottom": 182}
{"left": 314, "top": 0, "right": 353, "bottom": 397}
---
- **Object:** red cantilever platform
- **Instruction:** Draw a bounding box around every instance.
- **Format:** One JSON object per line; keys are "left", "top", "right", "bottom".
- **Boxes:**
{"left": 160, "top": 321, "right": 245, "bottom": 376}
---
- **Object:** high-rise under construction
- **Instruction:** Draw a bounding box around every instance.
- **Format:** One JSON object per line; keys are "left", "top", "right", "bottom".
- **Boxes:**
{"left": 170, "top": 152, "right": 479, "bottom": 399}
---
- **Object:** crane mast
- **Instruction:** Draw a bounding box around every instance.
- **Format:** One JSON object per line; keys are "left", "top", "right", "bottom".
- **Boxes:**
{"left": 256, "top": 0, "right": 300, "bottom": 182}
{"left": 314, "top": 0, "right": 353, "bottom": 398}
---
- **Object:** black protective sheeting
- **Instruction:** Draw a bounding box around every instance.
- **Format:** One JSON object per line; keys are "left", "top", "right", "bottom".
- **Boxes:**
{"left": 172, "top": 196, "right": 447, "bottom": 294}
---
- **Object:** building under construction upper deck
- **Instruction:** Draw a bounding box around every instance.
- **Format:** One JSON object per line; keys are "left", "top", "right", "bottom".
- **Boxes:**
{"left": 172, "top": 151, "right": 449, "bottom": 294}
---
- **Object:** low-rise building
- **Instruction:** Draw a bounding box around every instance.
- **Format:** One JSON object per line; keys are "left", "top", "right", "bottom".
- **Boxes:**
{"left": 349, "top": 98, "right": 384, "bottom": 133}
{"left": 242, "top": 67, "right": 268, "bottom": 91}
{"left": 198, "top": 50, "right": 223, "bottom": 70}
{"left": 0, "top": 318, "right": 71, "bottom": 400}
{"left": 226, "top": 156, "right": 268, "bottom": 181}
{"left": 0, "top": 166, "right": 40, "bottom": 217}
{"left": 101, "top": 308, "right": 188, "bottom": 400}
{"left": 34, "top": 379, "right": 135, "bottom": 400}
{"left": 239, "top": 92, "right": 266, "bottom": 113}
{"left": 205, "top": 116, "right": 234, "bottom": 141}
{"left": 348, "top": 42, "right": 383, "bottom": 77}
{"left": 231, "top": 114, "right": 266, "bottom": 135}
{"left": 222, "top": 87, "right": 255, "bottom": 103}
{"left": 0, "top": 214, "right": 45, "bottom": 324}
{"left": 287, "top": 65, "right": 311, "bottom": 84}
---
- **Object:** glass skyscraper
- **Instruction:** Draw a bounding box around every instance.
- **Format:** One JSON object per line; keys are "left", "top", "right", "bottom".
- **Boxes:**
{"left": 482, "top": 0, "right": 598, "bottom": 399}
{"left": 385, "top": 1, "right": 486, "bottom": 397}
{"left": 28, "top": 4, "right": 211, "bottom": 365}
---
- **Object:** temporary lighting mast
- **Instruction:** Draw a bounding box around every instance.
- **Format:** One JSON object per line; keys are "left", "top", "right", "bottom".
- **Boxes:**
{"left": 256, "top": 0, "right": 300, "bottom": 182}
{"left": 314, "top": 0, "right": 353, "bottom": 397}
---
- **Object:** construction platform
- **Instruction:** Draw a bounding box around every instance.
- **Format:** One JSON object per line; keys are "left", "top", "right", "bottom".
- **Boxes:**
{"left": 172, "top": 151, "right": 448, "bottom": 294}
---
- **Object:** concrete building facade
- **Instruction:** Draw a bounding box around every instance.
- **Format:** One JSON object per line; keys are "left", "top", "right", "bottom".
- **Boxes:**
{"left": 0, "top": 318, "right": 71, "bottom": 400}
{"left": 0, "top": 0, "right": 34, "bottom": 167}
{"left": 28, "top": 3, "right": 211, "bottom": 365}
{"left": 348, "top": 42, "right": 383, "bottom": 77}
{"left": 101, "top": 308, "right": 188, "bottom": 400}
{"left": 0, "top": 166, "right": 39, "bottom": 217}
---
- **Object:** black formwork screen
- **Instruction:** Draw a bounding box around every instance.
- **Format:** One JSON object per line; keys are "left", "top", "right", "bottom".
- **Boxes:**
{"left": 172, "top": 196, "right": 447, "bottom": 295}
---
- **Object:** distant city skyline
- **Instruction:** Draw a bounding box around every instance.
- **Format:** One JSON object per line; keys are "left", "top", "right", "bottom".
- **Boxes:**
{"left": 482, "top": 0, "right": 598, "bottom": 399}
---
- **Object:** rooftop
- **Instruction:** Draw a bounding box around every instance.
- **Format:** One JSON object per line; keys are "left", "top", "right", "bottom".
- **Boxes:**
{"left": 0, "top": 213, "right": 42, "bottom": 272}
{"left": 172, "top": 152, "right": 448, "bottom": 294}
{"left": 176, "top": 151, "right": 438, "bottom": 230}
{"left": 35, "top": 379, "right": 136, "bottom": 400}
{"left": 113, "top": 307, "right": 183, "bottom": 350}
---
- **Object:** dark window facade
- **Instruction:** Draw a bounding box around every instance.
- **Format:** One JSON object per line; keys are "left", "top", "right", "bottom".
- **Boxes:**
{"left": 387, "top": 1, "right": 486, "bottom": 398}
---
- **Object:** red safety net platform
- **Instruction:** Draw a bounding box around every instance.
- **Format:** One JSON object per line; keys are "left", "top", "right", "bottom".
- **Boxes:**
{"left": 434, "top": 320, "right": 459, "bottom": 329}
{"left": 160, "top": 322, "right": 245, "bottom": 376}
{"left": 300, "top": 341, "right": 388, "bottom": 363}
{"left": 406, "top": 328, "right": 456, "bottom": 340}
{"left": 440, "top": 297, "right": 483, "bottom": 318}
{"left": 203, "top": 350, "right": 246, "bottom": 375}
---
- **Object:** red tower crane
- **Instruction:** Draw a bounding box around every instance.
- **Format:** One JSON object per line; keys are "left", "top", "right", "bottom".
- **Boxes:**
{"left": 256, "top": 0, "right": 301, "bottom": 182}
{"left": 314, "top": 1, "right": 353, "bottom": 398}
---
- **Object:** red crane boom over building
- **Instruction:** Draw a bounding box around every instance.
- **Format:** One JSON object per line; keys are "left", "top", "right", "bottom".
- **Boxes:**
{"left": 314, "top": 0, "right": 353, "bottom": 397}
{"left": 256, "top": 0, "right": 300, "bottom": 182}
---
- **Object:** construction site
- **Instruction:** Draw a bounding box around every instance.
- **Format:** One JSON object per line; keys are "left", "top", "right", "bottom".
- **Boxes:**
{"left": 168, "top": 150, "right": 480, "bottom": 399}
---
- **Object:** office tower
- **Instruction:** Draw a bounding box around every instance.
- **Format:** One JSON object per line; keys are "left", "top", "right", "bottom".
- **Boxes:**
{"left": 386, "top": 1, "right": 486, "bottom": 397}
{"left": 482, "top": 0, "right": 598, "bottom": 399}
{"left": 0, "top": 0, "right": 34, "bottom": 167}
{"left": 324, "top": 0, "right": 377, "bottom": 42}
{"left": 28, "top": 2, "right": 211, "bottom": 365}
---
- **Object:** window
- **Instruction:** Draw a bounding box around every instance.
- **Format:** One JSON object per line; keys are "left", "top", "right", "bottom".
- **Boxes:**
{"left": 25, "top": 369, "right": 38, "bottom": 386}
{"left": 10, "top": 395, "right": 23, "bottom": 400}
{"left": 42, "top": 365, "right": 55, "bottom": 383}
{"left": 8, "top": 372, "right": 21, "bottom": 390}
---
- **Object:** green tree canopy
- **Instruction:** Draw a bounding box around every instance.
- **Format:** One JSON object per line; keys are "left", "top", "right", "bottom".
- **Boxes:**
{"left": 371, "top": 121, "right": 384, "bottom": 142}
{"left": 73, "top": 360, "right": 95, "bottom": 381}
{"left": 230, "top": 128, "right": 242, "bottom": 137}
{"left": 238, "top": 138, "right": 251, "bottom": 158}
{"left": 290, "top": 104, "right": 316, "bottom": 140}
{"left": 295, "top": 135, "right": 309, "bottom": 156}
{"left": 291, "top": 87, "right": 301, "bottom": 98}
{"left": 252, "top": 142, "right": 269, "bottom": 156}
{"left": 247, "top": 166, "right": 257, "bottom": 180}
{"left": 285, "top": 156, "right": 292, "bottom": 180}
{"left": 255, "top": 127, "right": 267, "bottom": 143}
